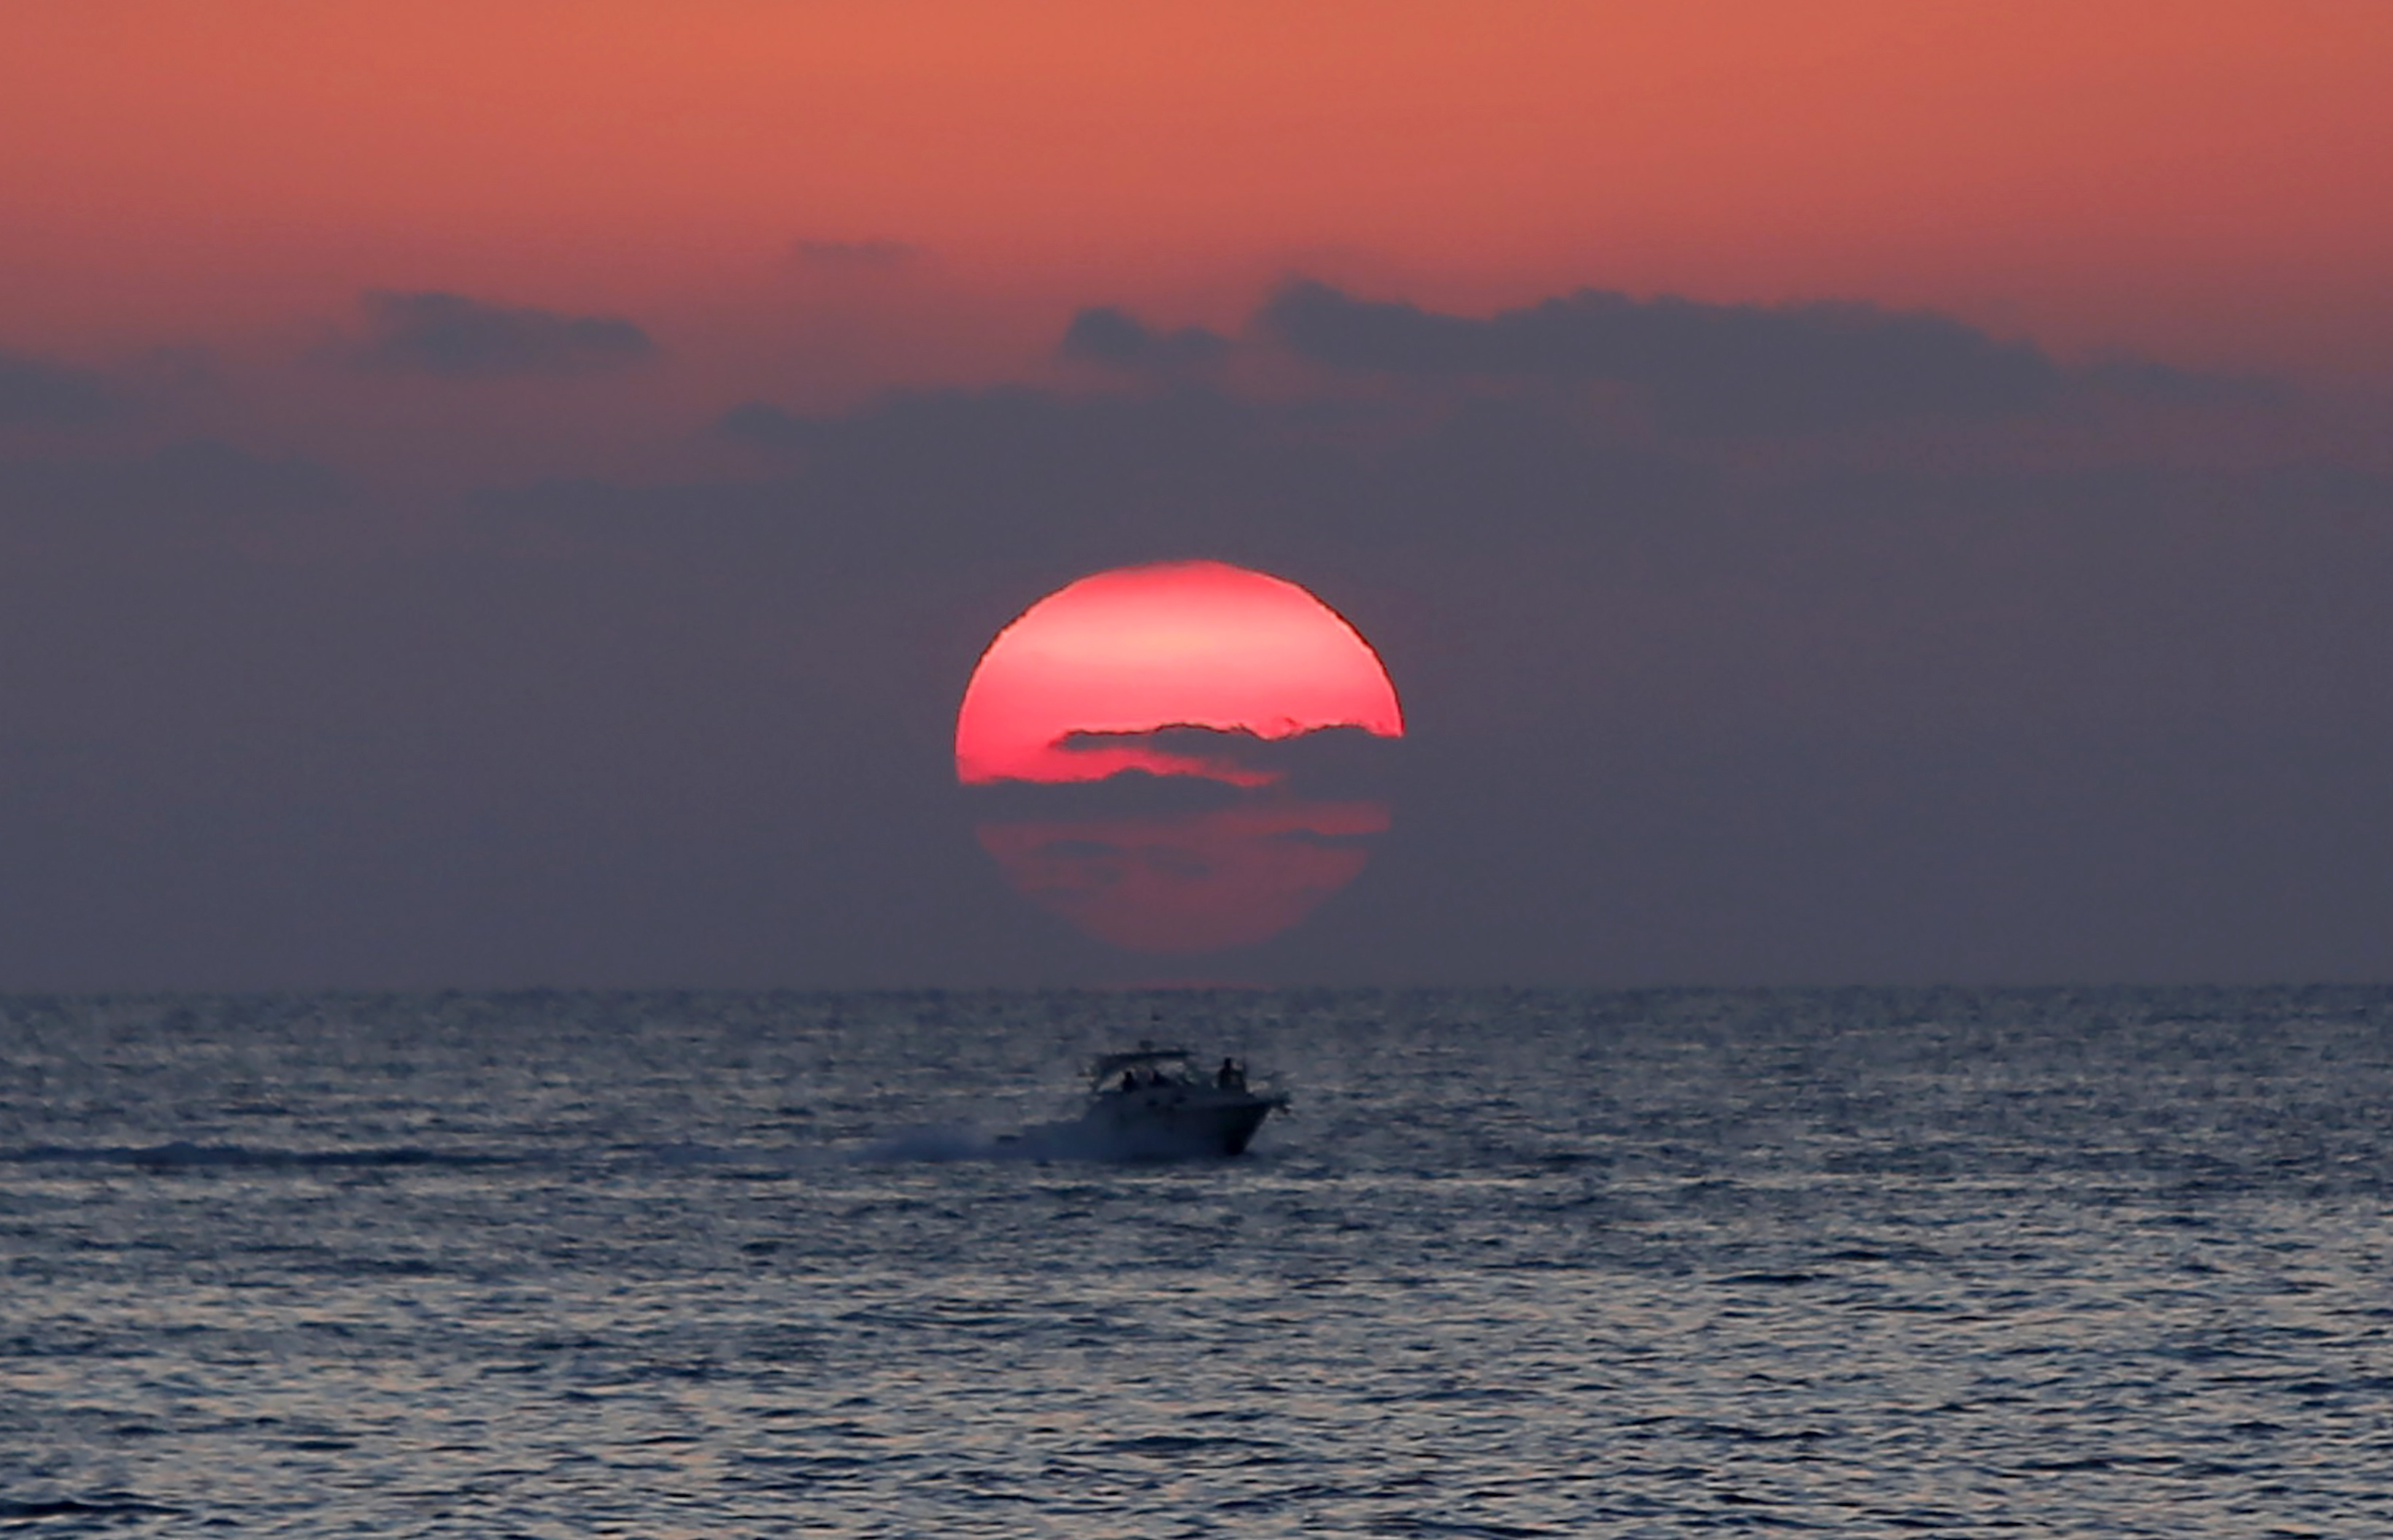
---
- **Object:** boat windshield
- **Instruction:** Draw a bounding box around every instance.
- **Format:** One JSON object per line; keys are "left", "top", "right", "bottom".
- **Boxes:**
{"left": 1087, "top": 1047, "right": 1198, "bottom": 1088}
{"left": 1084, "top": 1047, "right": 1269, "bottom": 1095}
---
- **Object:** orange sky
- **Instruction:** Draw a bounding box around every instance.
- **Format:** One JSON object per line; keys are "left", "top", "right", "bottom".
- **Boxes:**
{"left": 6, "top": 1, "right": 2389, "bottom": 376}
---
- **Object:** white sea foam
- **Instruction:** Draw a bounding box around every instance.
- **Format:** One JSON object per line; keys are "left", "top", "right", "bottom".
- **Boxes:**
{"left": 855, "top": 1122, "right": 1006, "bottom": 1163}
{"left": 858, "top": 1114, "right": 1262, "bottom": 1164}
{"left": 854, "top": 1118, "right": 1140, "bottom": 1163}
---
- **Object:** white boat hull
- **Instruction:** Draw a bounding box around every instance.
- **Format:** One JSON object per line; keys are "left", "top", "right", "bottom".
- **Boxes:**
{"left": 1078, "top": 1084, "right": 1286, "bottom": 1158}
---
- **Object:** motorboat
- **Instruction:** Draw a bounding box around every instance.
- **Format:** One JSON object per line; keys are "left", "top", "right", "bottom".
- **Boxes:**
{"left": 1075, "top": 1045, "right": 1287, "bottom": 1158}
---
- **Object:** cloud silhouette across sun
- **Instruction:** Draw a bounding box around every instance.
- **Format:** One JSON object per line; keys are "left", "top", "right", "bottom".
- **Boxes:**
{"left": 956, "top": 560, "right": 1403, "bottom": 953}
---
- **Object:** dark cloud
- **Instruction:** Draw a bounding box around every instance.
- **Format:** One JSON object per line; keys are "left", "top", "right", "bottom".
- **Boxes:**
{"left": 674, "top": 380, "right": 1698, "bottom": 584}
{"left": 716, "top": 400, "right": 824, "bottom": 450}
{"left": 0, "top": 439, "right": 345, "bottom": 533}
{"left": 2078, "top": 356, "right": 2287, "bottom": 406}
{"left": 1057, "top": 725, "right": 1398, "bottom": 799}
{"left": 964, "top": 767, "right": 1244, "bottom": 820}
{"left": 1058, "top": 306, "right": 1230, "bottom": 371}
{"left": 464, "top": 473, "right": 795, "bottom": 561}
{"left": 1259, "top": 278, "right": 2066, "bottom": 433}
{"left": 687, "top": 383, "right": 1395, "bottom": 572}
{"left": 792, "top": 238, "right": 923, "bottom": 271}
{"left": 344, "top": 290, "right": 660, "bottom": 378}
{"left": 0, "top": 349, "right": 117, "bottom": 424}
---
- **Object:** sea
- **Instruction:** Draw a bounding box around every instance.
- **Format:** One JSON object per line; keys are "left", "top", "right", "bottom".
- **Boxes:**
{"left": 3, "top": 987, "right": 2388, "bottom": 1538}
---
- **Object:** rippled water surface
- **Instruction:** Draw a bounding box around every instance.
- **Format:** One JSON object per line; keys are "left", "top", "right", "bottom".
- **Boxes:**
{"left": 5, "top": 987, "right": 2390, "bottom": 1536}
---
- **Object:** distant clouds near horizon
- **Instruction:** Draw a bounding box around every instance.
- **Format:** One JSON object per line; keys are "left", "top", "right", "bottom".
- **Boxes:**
{"left": 0, "top": 350, "right": 119, "bottom": 425}
{"left": 337, "top": 291, "right": 662, "bottom": 380}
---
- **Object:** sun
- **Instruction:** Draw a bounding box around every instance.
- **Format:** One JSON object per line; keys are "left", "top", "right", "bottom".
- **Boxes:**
{"left": 957, "top": 560, "right": 1404, "bottom": 952}
{"left": 956, "top": 560, "right": 1403, "bottom": 784}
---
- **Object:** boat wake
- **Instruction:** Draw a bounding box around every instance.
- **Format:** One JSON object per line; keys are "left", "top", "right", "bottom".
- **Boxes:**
{"left": 0, "top": 1141, "right": 519, "bottom": 1172}
{"left": 856, "top": 1117, "right": 1255, "bottom": 1165}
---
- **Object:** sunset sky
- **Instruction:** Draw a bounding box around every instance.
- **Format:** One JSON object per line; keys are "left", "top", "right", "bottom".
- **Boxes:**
{"left": 4, "top": 1, "right": 2390, "bottom": 986}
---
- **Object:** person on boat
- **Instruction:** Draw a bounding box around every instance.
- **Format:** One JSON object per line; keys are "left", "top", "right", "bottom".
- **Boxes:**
{"left": 1120, "top": 1069, "right": 1138, "bottom": 1093}
{"left": 1217, "top": 1057, "right": 1245, "bottom": 1090}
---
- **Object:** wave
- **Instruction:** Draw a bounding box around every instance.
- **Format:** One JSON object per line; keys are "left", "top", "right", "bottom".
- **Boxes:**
{"left": 854, "top": 1118, "right": 1248, "bottom": 1165}
{"left": 0, "top": 1141, "right": 517, "bottom": 1171}
{"left": 0, "top": 1495, "right": 182, "bottom": 1524}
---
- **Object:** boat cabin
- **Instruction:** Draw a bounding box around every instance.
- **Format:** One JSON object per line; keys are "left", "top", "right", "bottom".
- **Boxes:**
{"left": 1086, "top": 1046, "right": 1252, "bottom": 1094}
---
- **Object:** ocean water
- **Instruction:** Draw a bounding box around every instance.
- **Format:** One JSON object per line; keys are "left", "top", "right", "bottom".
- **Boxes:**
{"left": 3, "top": 987, "right": 2389, "bottom": 1538}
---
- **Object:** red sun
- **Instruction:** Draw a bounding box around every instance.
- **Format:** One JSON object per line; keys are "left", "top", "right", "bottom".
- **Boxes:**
{"left": 957, "top": 560, "right": 1404, "bottom": 952}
